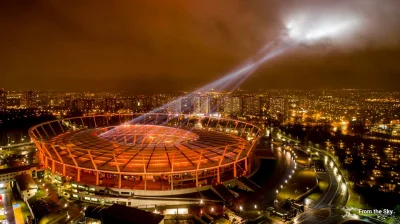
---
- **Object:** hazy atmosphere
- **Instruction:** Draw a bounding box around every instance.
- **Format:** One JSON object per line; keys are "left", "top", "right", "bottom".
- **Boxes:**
{"left": 1, "top": 0, "right": 400, "bottom": 91}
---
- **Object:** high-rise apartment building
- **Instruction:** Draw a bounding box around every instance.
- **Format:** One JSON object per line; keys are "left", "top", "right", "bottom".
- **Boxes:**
{"left": 0, "top": 89, "right": 7, "bottom": 111}
{"left": 25, "top": 91, "right": 38, "bottom": 108}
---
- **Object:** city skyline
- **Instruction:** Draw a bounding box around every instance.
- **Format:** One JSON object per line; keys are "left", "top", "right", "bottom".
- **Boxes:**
{"left": 1, "top": 0, "right": 400, "bottom": 91}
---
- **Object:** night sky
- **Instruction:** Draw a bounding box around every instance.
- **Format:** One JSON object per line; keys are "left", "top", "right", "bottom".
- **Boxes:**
{"left": 1, "top": 0, "right": 400, "bottom": 92}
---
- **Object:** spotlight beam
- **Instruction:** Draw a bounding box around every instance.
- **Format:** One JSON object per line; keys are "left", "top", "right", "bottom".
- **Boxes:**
{"left": 100, "top": 12, "right": 365, "bottom": 136}
{"left": 100, "top": 39, "right": 291, "bottom": 136}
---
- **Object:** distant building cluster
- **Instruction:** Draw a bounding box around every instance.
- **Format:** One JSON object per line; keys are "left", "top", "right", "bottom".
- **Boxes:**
{"left": 0, "top": 89, "right": 290, "bottom": 118}
{"left": 0, "top": 89, "right": 399, "bottom": 135}
{"left": 0, "top": 89, "right": 38, "bottom": 110}
{"left": 337, "top": 142, "right": 400, "bottom": 194}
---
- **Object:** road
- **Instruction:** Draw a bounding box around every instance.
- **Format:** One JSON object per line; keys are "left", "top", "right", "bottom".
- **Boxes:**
{"left": 313, "top": 156, "right": 339, "bottom": 209}
{"left": 294, "top": 153, "right": 342, "bottom": 224}
{"left": 1, "top": 188, "right": 16, "bottom": 224}
{"left": 275, "top": 137, "right": 350, "bottom": 224}
{"left": 233, "top": 141, "right": 295, "bottom": 212}
{"left": 32, "top": 182, "right": 84, "bottom": 224}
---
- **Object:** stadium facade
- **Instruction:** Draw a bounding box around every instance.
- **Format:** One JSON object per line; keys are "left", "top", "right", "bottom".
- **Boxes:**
{"left": 29, "top": 114, "right": 260, "bottom": 198}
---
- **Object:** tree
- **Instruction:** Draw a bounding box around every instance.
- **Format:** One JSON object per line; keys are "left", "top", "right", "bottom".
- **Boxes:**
{"left": 394, "top": 205, "right": 400, "bottom": 217}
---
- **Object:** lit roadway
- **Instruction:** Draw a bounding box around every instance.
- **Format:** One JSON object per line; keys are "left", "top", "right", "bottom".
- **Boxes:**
{"left": 294, "top": 153, "right": 343, "bottom": 224}
{"left": 1, "top": 188, "right": 16, "bottom": 224}
{"left": 40, "top": 183, "right": 83, "bottom": 224}
{"left": 233, "top": 141, "right": 295, "bottom": 213}
{"left": 280, "top": 137, "right": 350, "bottom": 224}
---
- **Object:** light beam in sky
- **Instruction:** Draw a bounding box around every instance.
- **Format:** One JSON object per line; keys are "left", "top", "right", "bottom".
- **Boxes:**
{"left": 100, "top": 40, "right": 288, "bottom": 135}
{"left": 102, "top": 12, "right": 364, "bottom": 134}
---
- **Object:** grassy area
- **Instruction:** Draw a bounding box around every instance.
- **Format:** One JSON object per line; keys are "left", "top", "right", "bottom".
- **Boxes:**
{"left": 307, "top": 192, "right": 322, "bottom": 202}
{"left": 29, "top": 189, "right": 47, "bottom": 202}
{"left": 385, "top": 217, "right": 397, "bottom": 224}
{"left": 346, "top": 188, "right": 371, "bottom": 209}
{"left": 295, "top": 157, "right": 309, "bottom": 166}
{"left": 294, "top": 148, "right": 310, "bottom": 165}
{"left": 305, "top": 179, "right": 330, "bottom": 204}
{"left": 214, "top": 218, "right": 231, "bottom": 224}
{"left": 20, "top": 201, "right": 30, "bottom": 213}
{"left": 277, "top": 170, "right": 317, "bottom": 201}
{"left": 318, "top": 180, "right": 329, "bottom": 192}
{"left": 19, "top": 200, "right": 32, "bottom": 221}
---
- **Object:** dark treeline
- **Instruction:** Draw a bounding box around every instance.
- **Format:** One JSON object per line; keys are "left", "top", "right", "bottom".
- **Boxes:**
{"left": 0, "top": 109, "right": 56, "bottom": 145}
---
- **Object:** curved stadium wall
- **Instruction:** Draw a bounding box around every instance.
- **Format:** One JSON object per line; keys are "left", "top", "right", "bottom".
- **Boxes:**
{"left": 29, "top": 114, "right": 260, "bottom": 195}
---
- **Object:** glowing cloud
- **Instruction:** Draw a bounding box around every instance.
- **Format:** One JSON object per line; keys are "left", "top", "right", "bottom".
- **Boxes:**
{"left": 283, "top": 12, "right": 362, "bottom": 46}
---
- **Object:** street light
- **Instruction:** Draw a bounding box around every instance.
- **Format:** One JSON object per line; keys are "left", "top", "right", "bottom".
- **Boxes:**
{"left": 240, "top": 206, "right": 243, "bottom": 211}
{"left": 254, "top": 205, "right": 257, "bottom": 209}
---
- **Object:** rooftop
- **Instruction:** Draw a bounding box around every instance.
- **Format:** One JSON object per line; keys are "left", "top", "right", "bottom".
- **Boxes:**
{"left": 15, "top": 174, "right": 38, "bottom": 191}
{"left": 0, "top": 164, "right": 37, "bottom": 175}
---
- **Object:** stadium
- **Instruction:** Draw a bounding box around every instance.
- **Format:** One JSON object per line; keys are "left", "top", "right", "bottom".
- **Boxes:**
{"left": 29, "top": 114, "right": 261, "bottom": 197}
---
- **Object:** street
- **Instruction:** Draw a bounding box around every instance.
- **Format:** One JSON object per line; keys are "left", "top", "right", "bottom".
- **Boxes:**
{"left": 1, "top": 188, "right": 16, "bottom": 224}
